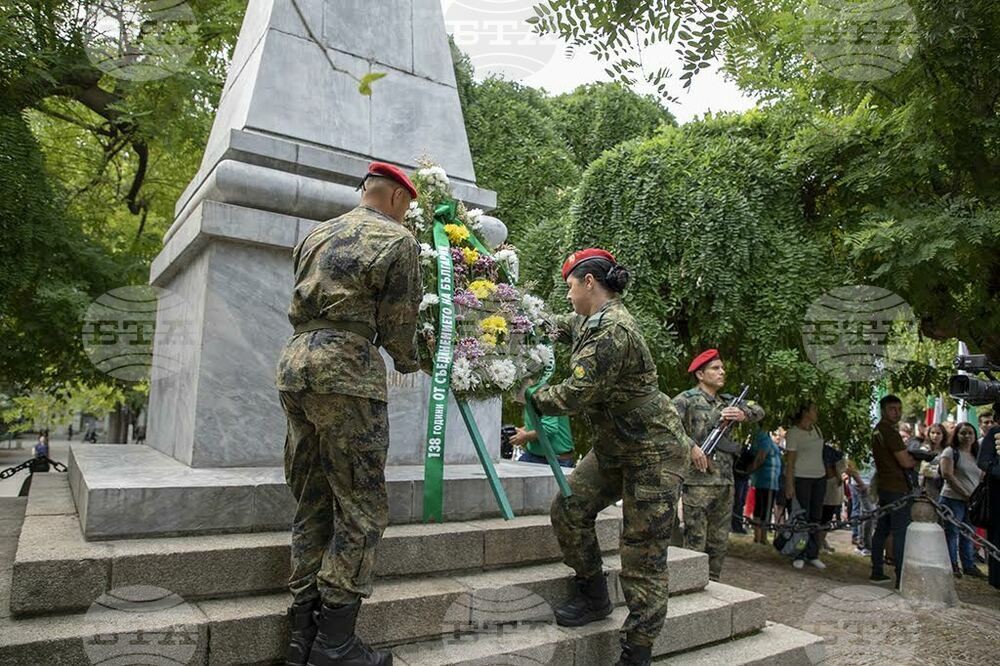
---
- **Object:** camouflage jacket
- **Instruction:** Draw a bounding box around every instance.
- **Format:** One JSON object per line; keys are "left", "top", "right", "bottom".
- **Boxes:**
{"left": 531, "top": 299, "right": 694, "bottom": 468}
{"left": 672, "top": 387, "right": 765, "bottom": 486}
{"left": 275, "top": 206, "right": 422, "bottom": 401}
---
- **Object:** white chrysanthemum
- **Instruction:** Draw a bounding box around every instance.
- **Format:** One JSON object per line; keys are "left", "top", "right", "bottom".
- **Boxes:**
{"left": 529, "top": 344, "right": 554, "bottom": 368}
{"left": 421, "top": 322, "right": 435, "bottom": 336}
{"left": 451, "top": 357, "right": 481, "bottom": 392}
{"left": 485, "top": 359, "right": 518, "bottom": 390}
{"left": 419, "top": 243, "right": 437, "bottom": 265}
{"left": 419, "top": 293, "right": 440, "bottom": 311}
{"left": 494, "top": 248, "right": 520, "bottom": 282}
{"left": 418, "top": 166, "right": 449, "bottom": 188}
{"left": 522, "top": 294, "right": 545, "bottom": 319}
{"left": 466, "top": 208, "right": 484, "bottom": 230}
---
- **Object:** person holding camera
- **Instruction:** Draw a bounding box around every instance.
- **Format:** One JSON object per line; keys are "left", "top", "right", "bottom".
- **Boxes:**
{"left": 976, "top": 425, "right": 1000, "bottom": 589}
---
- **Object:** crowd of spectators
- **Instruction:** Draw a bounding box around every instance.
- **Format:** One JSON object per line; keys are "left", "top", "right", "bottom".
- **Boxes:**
{"left": 731, "top": 400, "right": 999, "bottom": 592}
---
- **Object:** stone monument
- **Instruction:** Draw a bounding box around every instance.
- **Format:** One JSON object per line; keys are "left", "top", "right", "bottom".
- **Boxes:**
{"left": 67, "top": 0, "right": 562, "bottom": 540}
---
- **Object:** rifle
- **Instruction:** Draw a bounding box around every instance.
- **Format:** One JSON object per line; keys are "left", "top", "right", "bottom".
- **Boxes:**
{"left": 700, "top": 385, "right": 750, "bottom": 457}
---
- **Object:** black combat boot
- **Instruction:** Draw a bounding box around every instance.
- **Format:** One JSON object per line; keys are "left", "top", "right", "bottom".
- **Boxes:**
{"left": 554, "top": 572, "right": 613, "bottom": 627}
{"left": 616, "top": 641, "right": 652, "bottom": 666}
{"left": 286, "top": 599, "right": 319, "bottom": 666}
{"left": 306, "top": 601, "right": 392, "bottom": 666}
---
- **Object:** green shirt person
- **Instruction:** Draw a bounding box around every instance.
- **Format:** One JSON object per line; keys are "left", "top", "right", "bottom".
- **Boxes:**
{"left": 511, "top": 407, "right": 576, "bottom": 467}
{"left": 528, "top": 248, "right": 705, "bottom": 666}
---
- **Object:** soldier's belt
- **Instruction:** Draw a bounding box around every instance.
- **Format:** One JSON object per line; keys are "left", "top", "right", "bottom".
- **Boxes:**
{"left": 293, "top": 319, "right": 377, "bottom": 344}
{"left": 616, "top": 392, "right": 659, "bottom": 413}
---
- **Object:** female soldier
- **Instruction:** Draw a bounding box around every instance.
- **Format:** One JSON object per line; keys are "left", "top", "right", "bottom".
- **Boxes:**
{"left": 528, "top": 248, "right": 707, "bottom": 666}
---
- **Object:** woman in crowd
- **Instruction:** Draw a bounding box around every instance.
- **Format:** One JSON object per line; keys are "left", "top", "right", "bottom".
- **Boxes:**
{"left": 919, "top": 423, "right": 947, "bottom": 501}
{"left": 939, "top": 422, "right": 985, "bottom": 578}
{"left": 976, "top": 425, "right": 1000, "bottom": 589}
{"left": 747, "top": 428, "right": 783, "bottom": 545}
{"left": 783, "top": 402, "right": 827, "bottom": 569}
{"left": 819, "top": 444, "right": 848, "bottom": 554}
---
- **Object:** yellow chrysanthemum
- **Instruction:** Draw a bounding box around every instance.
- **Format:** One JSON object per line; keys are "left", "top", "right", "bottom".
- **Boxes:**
{"left": 480, "top": 333, "right": 498, "bottom": 348}
{"left": 444, "top": 223, "right": 470, "bottom": 245}
{"left": 468, "top": 279, "right": 497, "bottom": 300}
{"left": 462, "top": 248, "right": 480, "bottom": 266}
{"left": 480, "top": 315, "right": 508, "bottom": 336}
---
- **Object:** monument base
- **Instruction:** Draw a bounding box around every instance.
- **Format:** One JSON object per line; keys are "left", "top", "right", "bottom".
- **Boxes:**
{"left": 68, "top": 444, "right": 560, "bottom": 540}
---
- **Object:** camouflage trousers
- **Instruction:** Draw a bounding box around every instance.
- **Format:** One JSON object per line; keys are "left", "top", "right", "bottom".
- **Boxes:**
{"left": 672, "top": 484, "right": 733, "bottom": 581}
{"left": 279, "top": 390, "right": 390, "bottom": 606}
{"left": 551, "top": 450, "right": 682, "bottom": 647}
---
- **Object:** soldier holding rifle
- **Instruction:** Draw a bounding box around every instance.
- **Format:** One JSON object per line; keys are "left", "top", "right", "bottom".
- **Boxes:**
{"left": 672, "top": 349, "right": 764, "bottom": 581}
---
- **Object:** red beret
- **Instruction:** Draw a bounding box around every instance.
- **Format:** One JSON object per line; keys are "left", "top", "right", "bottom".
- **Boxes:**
{"left": 561, "top": 248, "right": 616, "bottom": 281}
{"left": 366, "top": 161, "right": 418, "bottom": 199}
{"left": 688, "top": 349, "right": 720, "bottom": 374}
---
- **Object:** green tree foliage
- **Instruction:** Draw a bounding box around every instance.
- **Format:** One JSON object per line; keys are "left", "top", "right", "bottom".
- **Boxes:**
{"left": 548, "top": 82, "right": 676, "bottom": 168}
{"left": 531, "top": 0, "right": 1000, "bottom": 361}
{"left": 450, "top": 44, "right": 680, "bottom": 300}
{"left": 568, "top": 109, "right": 876, "bottom": 453}
{"left": 0, "top": 111, "right": 120, "bottom": 389}
{"left": 0, "top": 1, "right": 245, "bottom": 388}
{"left": 462, "top": 77, "right": 581, "bottom": 244}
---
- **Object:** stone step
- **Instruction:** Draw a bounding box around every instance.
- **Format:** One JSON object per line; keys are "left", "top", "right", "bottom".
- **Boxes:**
{"left": 14, "top": 474, "right": 625, "bottom": 616}
{"left": 0, "top": 550, "right": 712, "bottom": 665}
{"left": 390, "top": 582, "right": 767, "bottom": 666}
{"left": 657, "top": 621, "right": 824, "bottom": 665}
{"left": 69, "top": 444, "right": 566, "bottom": 539}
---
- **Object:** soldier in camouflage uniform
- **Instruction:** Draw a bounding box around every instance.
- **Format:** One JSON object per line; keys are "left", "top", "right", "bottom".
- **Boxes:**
{"left": 275, "top": 162, "right": 422, "bottom": 666}
{"left": 671, "top": 350, "right": 764, "bottom": 582}
{"left": 528, "top": 249, "right": 708, "bottom": 666}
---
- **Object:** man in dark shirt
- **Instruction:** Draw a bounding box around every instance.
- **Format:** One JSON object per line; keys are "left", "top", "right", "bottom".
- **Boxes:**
{"left": 870, "top": 394, "right": 916, "bottom": 587}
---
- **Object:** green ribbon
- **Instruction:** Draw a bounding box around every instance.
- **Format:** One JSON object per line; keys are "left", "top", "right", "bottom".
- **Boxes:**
{"left": 422, "top": 206, "right": 458, "bottom": 522}
{"left": 523, "top": 350, "right": 573, "bottom": 497}
{"left": 422, "top": 200, "right": 515, "bottom": 522}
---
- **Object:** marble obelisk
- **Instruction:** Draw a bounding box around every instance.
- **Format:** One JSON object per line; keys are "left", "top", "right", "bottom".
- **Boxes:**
{"left": 145, "top": 0, "right": 497, "bottom": 468}
{"left": 65, "top": 1, "right": 570, "bottom": 541}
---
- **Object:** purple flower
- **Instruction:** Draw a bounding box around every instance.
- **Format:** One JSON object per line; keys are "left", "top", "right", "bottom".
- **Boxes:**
{"left": 451, "top": 247, "right": 465, "bottom": 263}
{"left": 454, "top": 290, "right": 482, "bottom": 309}
{"left": 455, "top": 337, "right": 485, "bottom": 360}
{"left": 511, "top": 315, "right": 533, "bottom": 333}
{"left": 495, "top": 283, "right": 518, "bottom": 301}
{"left": 474, "top": 254, "right": 497, "bottom": 272}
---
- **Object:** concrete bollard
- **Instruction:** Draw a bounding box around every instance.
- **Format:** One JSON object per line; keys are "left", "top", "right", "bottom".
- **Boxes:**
{"left": 899, "top": 499, "right": 957, "bottom": 606}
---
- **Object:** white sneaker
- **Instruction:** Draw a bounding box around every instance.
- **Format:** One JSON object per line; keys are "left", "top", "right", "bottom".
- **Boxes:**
{"left": 809, "top": 559, "right": 827, "bottom": 569}
{"left": 793, "top": 559, "right": 805, "bottom": 569}
{"left": 855, "top": 547, "right": 871, "bottom": 557}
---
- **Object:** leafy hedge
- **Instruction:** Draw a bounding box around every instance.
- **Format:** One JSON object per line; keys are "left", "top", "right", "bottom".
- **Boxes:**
{"left": 566, "top": 109, "right": 876, "bottom": 453}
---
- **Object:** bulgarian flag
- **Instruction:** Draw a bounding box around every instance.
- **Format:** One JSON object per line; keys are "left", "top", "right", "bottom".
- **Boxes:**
{"left": 925, "top": 396, "right": 936, "bottom": 426}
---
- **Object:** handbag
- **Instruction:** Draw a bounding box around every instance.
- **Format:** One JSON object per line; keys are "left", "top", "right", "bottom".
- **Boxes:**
{"left": 773, "top": 499, "right": 811, "bottom": 558}
{"left": 968, "top": 462, "right": 993, "bottom": 529}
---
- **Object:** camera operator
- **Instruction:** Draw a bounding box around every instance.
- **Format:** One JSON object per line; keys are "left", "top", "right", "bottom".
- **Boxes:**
{"left": 869, "top": 394, "right": 916, "bottom": 588}
{"left": 976, "top": 425, "right": 1000, "bottom": 589}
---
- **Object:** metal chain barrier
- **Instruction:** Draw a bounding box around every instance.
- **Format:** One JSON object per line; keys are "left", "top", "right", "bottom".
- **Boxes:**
{"left": 925, "top": 494, "right": 1000, "bottom": 566}
{"left": 0, "top": 456, "right": 68, "bottom": 480}
{"left": 732, "top": 489, "right": 1000, "bottom": 564}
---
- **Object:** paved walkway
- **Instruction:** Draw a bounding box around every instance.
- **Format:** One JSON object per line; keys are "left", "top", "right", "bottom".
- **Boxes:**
{"left": 724, "top": 532, "right": 1000, "bottom": 664}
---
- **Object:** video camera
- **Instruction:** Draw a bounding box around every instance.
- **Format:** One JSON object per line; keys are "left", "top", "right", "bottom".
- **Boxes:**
{"left": 500, "top": 425, "right": 516, "bottom": 460}
{"left": 949, "top": 354, "right": 1000, "bottom": 407}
